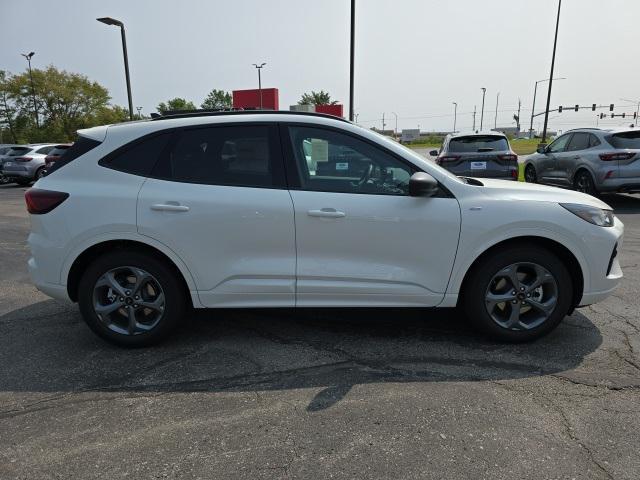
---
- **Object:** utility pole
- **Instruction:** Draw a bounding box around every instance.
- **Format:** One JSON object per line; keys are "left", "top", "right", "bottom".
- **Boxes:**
{"left": 382, "top": 112, "right": 386, "bottom": 132}
{"left": 21, "top": 52, "right": 39, "bottom": 128}
{"left": 349, "top": 0, "right": 355, "bottom": 121}
{"left": 252, "top": 63, "right": 266, "bottom": 109}
{"left": 480, "top": 87, "right": 487, "bottom": 130}
{"left": 452, "top": 102, "right": 457, "bottom": 132}
{"left": 541, "top": 0, "right": 562, "bottom": 144}
{"left": 391, "top": 112, "right": 398, "bottom": 139}
{"left": 472, "top": 105, "right": 477, "bottom": 131}
{"left": 516, "top": 98, "right": 522, "bottom": 132}
{"left": 494, "top": 92, "right": 500, "bottom": 129}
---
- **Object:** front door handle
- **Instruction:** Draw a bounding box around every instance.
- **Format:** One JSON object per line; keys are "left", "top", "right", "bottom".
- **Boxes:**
{"left": 151, "top": 203, "right": 190, "bottom": 212}
{"left": 308, "top": 208, "right": 346, "bottom": 218}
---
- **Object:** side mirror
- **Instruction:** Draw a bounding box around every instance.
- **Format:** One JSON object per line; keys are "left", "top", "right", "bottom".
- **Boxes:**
{"left": 429, "top": 149, "right": 439, "bottom": 157}
{"left": 409, "top": 172, "right": 439, "bottom": 197}
{"left": 536, "top": 144, "right": 547, "bottom": 154}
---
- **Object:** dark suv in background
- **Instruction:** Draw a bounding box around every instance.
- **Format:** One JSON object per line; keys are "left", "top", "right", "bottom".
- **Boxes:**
{"left": 431, "top": 132, "right": 518, "bottom": 180}
{"left": 524, "top": 127, "right": 640, "bottom": 195}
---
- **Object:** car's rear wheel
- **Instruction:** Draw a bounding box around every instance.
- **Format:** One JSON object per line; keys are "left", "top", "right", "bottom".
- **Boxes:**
{"left": 574, "top": 170, "right": 596, "bottom": 195}
{"left": 0, "top": 174, "right": 9, "bottom": 185}
{"left": 35, "top": 167, "right": 46, "bottom": 180}
{"left": 78, "top": 251, "right": 186, "bottom": 347}
{"left": 463, "top": 245, "right": 572, "bottom": 342}
{"left": 524, "top": 164, "right": 537, "bottom": 183}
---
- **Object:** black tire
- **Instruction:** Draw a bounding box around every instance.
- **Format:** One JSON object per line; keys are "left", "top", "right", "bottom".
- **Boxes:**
{"left": 0, "top": 174, "right": 9, "bottom": 185}
{"left": 35, "top": 167, "right": 46, "bottom": 180}
{"left": 574, "top": 170, "right": 596, "bottom": 196}
{"left": 78, "top": 250, "right": 186, "bottom": 347}
{"left": 16, "top": 179, "right": 31, "bottom": 186}
{"left": 462, "top": 244, "right": 573, "bottom": 342}
{"left": 524, "top": 164, "right": 537, "bottom": 183}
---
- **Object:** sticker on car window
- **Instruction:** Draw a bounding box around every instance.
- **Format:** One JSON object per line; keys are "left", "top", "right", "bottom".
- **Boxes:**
{"left": 335, "top": 162, "right": 349, "bottom": 170}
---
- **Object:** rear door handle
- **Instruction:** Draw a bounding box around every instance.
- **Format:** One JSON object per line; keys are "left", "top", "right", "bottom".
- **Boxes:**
{"left": 308, "top": 208, "right": 346, "bottom": 218}
{"left": 151, "top": 203, "right": 190, "bottom": 212}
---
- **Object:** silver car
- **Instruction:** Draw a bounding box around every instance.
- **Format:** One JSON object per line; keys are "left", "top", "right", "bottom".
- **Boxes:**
{"left": 524, "top": 127, "right": 640, "bottom": 195}
{"left": 0, "top": 144, "right": 57, "bottom": 185}
{"left": 431, "top": 131, "right": 518, "bottom": 180}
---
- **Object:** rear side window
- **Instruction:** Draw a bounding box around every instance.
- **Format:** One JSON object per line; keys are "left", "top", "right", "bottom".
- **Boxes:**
{"left": 566, "top": 132, "right": 590, "bottom": 151}
{"left": 448, "top": 135, "right": 508, "bottom": 153}
{"left": 104, "top": 133, "right": 172, "bottom": 176}
{"left": 152, "top": 125, "right": 283, "bottom": 188}
{"left": 48, "top": 146, "right": 70, "bottom": 157}
{"left": 7, "top": 147, "right": 30, "bottom": 156}
{"left": 46, "top": 136, "right": 102, "bottom": 175}
{"left": 607, "top": 131, "right": 640, "bottom": 149}
{"left": 35, "top": 146, "right": 55, "bottom": 155}
{"left": 589, "top": 134, "right": 601, "bottom": 148}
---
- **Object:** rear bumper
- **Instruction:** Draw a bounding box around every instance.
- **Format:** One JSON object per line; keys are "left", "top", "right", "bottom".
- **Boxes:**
{"left": 1, "top": 166, "right": 34, "bottom": 179}
{"left": 599, "top": 178, "right": 640, "bottom": 193}
{"left": 28, "top": 256, "right": 71, "bottom": 302}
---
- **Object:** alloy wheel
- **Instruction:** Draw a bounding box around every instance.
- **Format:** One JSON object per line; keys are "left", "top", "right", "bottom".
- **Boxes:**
{"left": 92, "top": 266, "right": 165, "bottom": 335}
{"left": 485, "top": 262, "right": 558, "bottom": 331}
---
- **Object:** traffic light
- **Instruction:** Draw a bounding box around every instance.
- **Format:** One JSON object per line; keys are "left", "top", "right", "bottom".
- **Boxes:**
{"left": 575, "top": 104, "right": 579, "bottom": 112}
{"left": 610, "top": 104, "right": 614, "bottom": 111}
{"left": 592, "top": 104, "right": 596, "bottom": 111}
{"left": 600, "top": 113, "right": 604, "bottom": 119}
{"left": 558, "top": 105, "right": 563, "bottom": 113}
{"left": 622, "top": 113, "right": 626, "bottom": 118}
{"left": 635, "top": 112, "right": 638, "bottom": 119}
{"left": 611, "top": 113, "right": 614, "bottom": 118}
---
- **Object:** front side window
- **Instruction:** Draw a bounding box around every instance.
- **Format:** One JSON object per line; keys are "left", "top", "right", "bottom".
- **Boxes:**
{"left": 153, "top": 125, "right": 281, "bottom": 188}
{"left": 566, "top": 132, "right": 590, "bottom": 151}
{"left": 548, "top": 134, "right": 572, "bottom": 153}
{"left": 288, "top": 126, "right": 414, "bottom": 195}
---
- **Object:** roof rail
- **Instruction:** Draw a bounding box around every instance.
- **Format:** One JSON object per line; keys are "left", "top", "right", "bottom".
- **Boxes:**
{"left": 563, "top": 127, "right": 602, "bottom": 133}
{"left": 150, "top": 109, "right": 350, "bottom": 123}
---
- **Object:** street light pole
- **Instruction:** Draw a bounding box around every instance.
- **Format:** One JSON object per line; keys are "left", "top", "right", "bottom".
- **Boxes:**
{"left": 349, "top": 0, "right": 355, "bottom": 121}
{"left": 452, "top": 102, "right": 457, "bottom": 132}
{"left": 472, "top": 105, "right": 477, "bottom": 131}
{"left": 494, "top": 92, "right": 500, "bottom": 129}
{"left": 136, "top": 106, "right": 143, "bottom": 119}
{"left": 252, "top": 63, "right": 266, "bottom": 109}
{"left": 97, "top": 17, "right": 134, "bottom": 121}
{"left": 480, "top": 87, "right": 486, "bottom": 130}
{"left": 21, "top": 52, "right": 39, "bottom": 128}
{"left": 529, "top": 77, "right": 566, "bottom": 138}
{"left": 391, "top": 112, "right": 398, "bottom": 139}
{"left": 541, "top": 0, "right": 562, "bottom": 144}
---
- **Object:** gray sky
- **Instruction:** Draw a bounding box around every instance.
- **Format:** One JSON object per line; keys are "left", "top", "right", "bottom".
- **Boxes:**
{"left": 2, "top": 0, "right": 639, "bottom": 133}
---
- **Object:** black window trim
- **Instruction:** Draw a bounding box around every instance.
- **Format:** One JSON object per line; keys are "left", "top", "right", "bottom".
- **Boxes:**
{"left": 279, "top": 122, "right": 454, "bottom": 198}
{"left": 99, "top": 122, "right": 289, "bottom": 190}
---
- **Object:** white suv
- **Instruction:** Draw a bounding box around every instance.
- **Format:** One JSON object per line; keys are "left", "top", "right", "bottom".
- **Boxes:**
{"left": 26, "top": 112, "right": 624, "bottom": 346}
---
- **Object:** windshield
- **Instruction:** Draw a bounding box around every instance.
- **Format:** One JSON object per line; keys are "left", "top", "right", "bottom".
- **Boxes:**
{"left": 608, "top": 131, "right": 640, "bottom": 149}
{"left": 448, "top": 135, "right": 509, "bottom": 152}
{"left": 361, "top": 126, "right": 464, "bottom": 184}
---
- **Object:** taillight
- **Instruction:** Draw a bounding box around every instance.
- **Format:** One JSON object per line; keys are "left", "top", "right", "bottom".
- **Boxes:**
{"left": 25, "top": 189, "right": 69, "bottom": 214}
{"left": 498, "top": 154, "right": 518, "bottom": 162}
{"left": 437, "top": 155, "right": 460, "bottom": 165}
{"left": 15, "top": 156, "right": 33, "bottom": 162}
{"left": 511, "top": 169, "right": 518, "bottom": 179}
{"left": 599, "top": 152, "right": 636, "bottom": 161}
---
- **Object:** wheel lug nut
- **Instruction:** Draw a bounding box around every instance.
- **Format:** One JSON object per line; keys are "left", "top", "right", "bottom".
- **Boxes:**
{"left": 119, "top": 297, "right": 124, "bottom": 301}
{"left": 134, "top": 304, "right": 138, "bottom": 308}
{"left": 520, "top": 287, "right": 525, "bottom": 291}
{"left": 512, "top": 300, "right": 517, "bottom": 304}
{"left": 527, "top": 293, "right": 531, "bottom": 297}
{"left": 522, "top": 301, "right": 526, "bottom": 305}
{"left": 125, "top": 291, "right": 131, "bottom": 295}
{"left": 511, "top": 291, "right": 516, "bottom": 295}
{"left": 135, "top": 295, "right": 139, "bottom": 300}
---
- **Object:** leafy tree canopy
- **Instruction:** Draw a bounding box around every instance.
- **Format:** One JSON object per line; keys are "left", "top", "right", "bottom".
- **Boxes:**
{"left": 201, "top": 89, "right": 232, "bottom": 110}
{"left": 157, "top": 97, "right": 197, "bottom": 113}
{"left": 298, "top": 90, "right": 338, "bottom": 106}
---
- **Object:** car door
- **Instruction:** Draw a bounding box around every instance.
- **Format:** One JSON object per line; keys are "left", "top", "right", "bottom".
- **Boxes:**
{"left": 283, "top": 124, "right": 461, "bottom": 307}
{"left": 559, "top": 132, "right": 590, "bottom": 184}
{"left": 137, "top": 123, "right": 296, "bottom": 308}
{"left": 541, "top": 133, "right": 572, "bottom": 183}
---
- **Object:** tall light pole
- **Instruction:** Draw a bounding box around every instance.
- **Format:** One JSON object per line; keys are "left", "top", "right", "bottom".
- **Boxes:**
{"left": 494, "top": 92, "right": 500, "bottom": 129}
{"left": 541, "top": 0, "right": 562, "bottom": 144}
{"left": 480, "top": 87, "right": 487, "bottom": 130}
{"left": 452, "top": 102, "right": 457, "bottom": 132}
{"left": 391, "top": 112, "right": 398, "bottom": 138}
{"left": 349, "top": 0, "right": 355, "bottom": 121}
{"left": 21, "top": 52, "right": 39, "bottom": 128}
{"left": 97, "top": 17, "right": 134, "bottom": 121}
{"left": 472, "top": 105, "right": 477, "bottom": 131}
{"left": 136, "top": 106, "right": 143, "bottom": 119}
{"left": 529, "top": 77, "right": 566, "bottom": 138}
{"left": 252, "top": 63, "right": 266, "bottom": 109}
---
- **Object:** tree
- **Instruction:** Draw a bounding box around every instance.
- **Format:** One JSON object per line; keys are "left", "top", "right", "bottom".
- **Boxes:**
{"left": 0, "top": 66, "right": 120, "bottom": 142}
{"left": 157, "top": 98, "right": 196, "bottom": 113}
{"left": 298, "top": 90, "right": 338, "bottom": 106}
{"left": 201, "top": 89, "right": 232, "bottom": 110}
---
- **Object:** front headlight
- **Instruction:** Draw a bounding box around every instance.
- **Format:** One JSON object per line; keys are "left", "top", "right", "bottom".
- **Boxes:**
{"left": 560, "top": 203, "right": 614, "bottom": 227}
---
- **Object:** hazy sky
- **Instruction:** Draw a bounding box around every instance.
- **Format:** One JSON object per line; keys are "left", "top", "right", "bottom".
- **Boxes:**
{"left": 2, "top": 0, "right": 639, "bottom": 133}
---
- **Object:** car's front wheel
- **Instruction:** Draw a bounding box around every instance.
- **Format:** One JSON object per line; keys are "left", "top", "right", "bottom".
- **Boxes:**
{"left": 78, "top": 251, "right": 186, "bottom": 347}
{"left": 463, "top": 245, "right": 573, "bottom": 342}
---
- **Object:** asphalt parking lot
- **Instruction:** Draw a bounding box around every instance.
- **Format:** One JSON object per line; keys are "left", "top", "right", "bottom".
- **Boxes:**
{"left": 1, "top": 183, "right": 639, "bottom": 480}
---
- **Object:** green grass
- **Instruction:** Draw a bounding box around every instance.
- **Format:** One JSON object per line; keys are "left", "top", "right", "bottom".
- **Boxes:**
{"left": 509, "top": 138, "right": 540, "bottom": 156}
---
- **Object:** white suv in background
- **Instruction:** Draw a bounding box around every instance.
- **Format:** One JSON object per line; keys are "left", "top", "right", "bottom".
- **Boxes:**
{"left": 26, "top": 112, "right": 623, "bottom": 347}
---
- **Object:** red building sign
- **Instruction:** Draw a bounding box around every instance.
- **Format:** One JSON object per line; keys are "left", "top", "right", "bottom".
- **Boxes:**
{"left": 232, "top": 88, "right": 279, "bottom": 110}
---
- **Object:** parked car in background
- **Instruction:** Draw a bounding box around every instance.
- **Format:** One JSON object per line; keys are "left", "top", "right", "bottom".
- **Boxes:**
{"left": 1, "top": 144, "right": 58, "bottom": 185}
{"left": 44, "top": 144, "right": 72, "bottom": 171}
{"left": 26, "top": 111, "right": 622, "bottom": 347}
{"left": 0, "top": 144, "right": 21, "bottom": 184}
{"left": 524, "top": 127, "right": 640, "bottom": 195}
{"left": 430, "top": 132, "right": 518, "bottom": 180}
